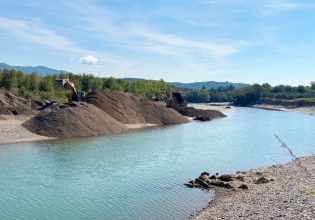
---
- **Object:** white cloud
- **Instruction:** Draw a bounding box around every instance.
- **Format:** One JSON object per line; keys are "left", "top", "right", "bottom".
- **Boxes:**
{"left": 131, "top": 27, "right": 239, "bottom": 57}
{"left": 0, "top": 15, "right": 132, "bottom": 69}
{"left": 67, "top": 1, "right": 244, "bottom": 58}
{"left": 80, "top": 55, "right": 99, "bottom": 65}
{"left": 261, "top": 1, "right": 315, "bottom": 16}
{"left": 0, "top": 16, "right": 86, "bottom": 54}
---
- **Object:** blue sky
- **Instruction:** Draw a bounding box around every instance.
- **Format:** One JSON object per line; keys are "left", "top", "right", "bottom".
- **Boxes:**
{"left": 0, "top": 0, "right": 314, "bottom": 85}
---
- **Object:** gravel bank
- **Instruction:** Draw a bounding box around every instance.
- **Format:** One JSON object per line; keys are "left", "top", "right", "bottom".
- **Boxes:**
{"left": 253, "top": 104, "right": 315, "bottom": 116}
{"left": 0, "top": 115, "right": 53, "bottom": 145}
{"left": 191, "top": 155, "right": 315, "bottom": 220}
{"left": 188, "top": 103, "right": 232, "bottom": 113}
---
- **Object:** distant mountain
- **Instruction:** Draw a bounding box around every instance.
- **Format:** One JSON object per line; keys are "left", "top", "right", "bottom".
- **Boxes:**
{"left": 0, "top": 63, "right": 67, "bottom": 76}
{"left": 122, "top": 77, "right": 153, "bottom": 82}
{"left": 168, "top": 81, "right": 248, "bottom": 90}
{"left": 0, "top": 65, "right": 247, "bottom": 89}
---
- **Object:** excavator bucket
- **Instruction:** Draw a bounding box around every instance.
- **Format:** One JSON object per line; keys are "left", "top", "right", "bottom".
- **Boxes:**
{"left": 172, "top": 92, "right": 185, "bottom": 104}
{"left": 166, "top": 91, "right": 187, "bottom": 113}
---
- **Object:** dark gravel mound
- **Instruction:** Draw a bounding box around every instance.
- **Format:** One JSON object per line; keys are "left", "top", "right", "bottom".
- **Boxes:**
{"left": 85, "top": 91, "right": 189, "bottom": 125}
{"left": 140, "top": 100, "right": 190, "bottom": 124}
{"left": 0, "top": 91, "right": 35, "bottom": 115}
{"left": 23, "top": 102, "right": 128, "bottom": 138}
{"left": 184, "top": 106, "right": 226, "bottom": 119}
{"left": 85, "top": 91, "right": 145, "bottom": 124}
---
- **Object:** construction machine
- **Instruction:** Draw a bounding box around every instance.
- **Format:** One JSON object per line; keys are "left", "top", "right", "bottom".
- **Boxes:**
{"left": 54, "top": 78, "right": 85, "bottom": 102}
{"left": 166, "top": 91, "right": 187, "bottom": 113}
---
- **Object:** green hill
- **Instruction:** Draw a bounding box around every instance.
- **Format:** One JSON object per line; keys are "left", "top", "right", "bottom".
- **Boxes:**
{"left": 0, "top": 63, "right": 67, "bottom": 76}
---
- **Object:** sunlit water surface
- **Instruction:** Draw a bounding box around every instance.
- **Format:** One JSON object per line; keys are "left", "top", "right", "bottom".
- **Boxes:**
{"left": 0, "top": 107, "right": 315, "bottom": 220}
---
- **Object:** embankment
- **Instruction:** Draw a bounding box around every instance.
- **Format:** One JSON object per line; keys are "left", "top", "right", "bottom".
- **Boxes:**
{"left": 85, "top": 91, "right": 190, "bottom": 125}
{"left": 2, "top": 90, "right": 227, "bottom": 141}
{"left": 22, "top": 102, "right": 129, "bottom": 138}
{"left": 22, "top": 91, "right": 190, "bottom": 139}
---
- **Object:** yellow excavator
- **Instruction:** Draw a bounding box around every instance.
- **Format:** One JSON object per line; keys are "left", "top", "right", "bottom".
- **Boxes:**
{"left": 54, "top": 78, "right": 85, "bottom": 101}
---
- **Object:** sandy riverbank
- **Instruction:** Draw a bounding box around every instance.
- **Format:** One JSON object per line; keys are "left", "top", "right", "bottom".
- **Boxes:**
{"left": 191, "top": 155, "right": 315, "bottom": 219}
{"left": 253, "top": 104, "right": 315, "bottom": 116}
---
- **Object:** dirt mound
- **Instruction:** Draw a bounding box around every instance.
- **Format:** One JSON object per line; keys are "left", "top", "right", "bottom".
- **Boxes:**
{"left": 0, "top": 91, "right": 35, "bottom": 115}
{"left": 85, "top": 91, "right": 145, "bottom": 124}
{"left": 23, "top": 102, "right": 128, "bottom": 138}
{"left": 85, "top": 91, "right": 189, "bottom": 125}
{"left": 140, "top": 100, "right": 190, "bottom": 124}
{"left": 184, "top": 106, "right": 226, "bottom": 119}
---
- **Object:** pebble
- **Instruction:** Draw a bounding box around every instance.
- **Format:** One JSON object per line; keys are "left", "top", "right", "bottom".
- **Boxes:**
{"left": 190, "top": 155, "right": 315, "bottom": 220}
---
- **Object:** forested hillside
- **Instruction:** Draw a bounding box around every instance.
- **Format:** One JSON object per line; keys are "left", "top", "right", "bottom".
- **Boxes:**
{"left": 168, "top": 81, "right": 247, "bottom": 90}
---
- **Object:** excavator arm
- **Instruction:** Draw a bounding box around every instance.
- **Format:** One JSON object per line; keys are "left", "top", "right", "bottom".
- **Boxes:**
{"left": 64, "top": 80, "right": 78, "bottom": 101}
{"left": 54, "top": 78, "right": 79, "bottom": 101}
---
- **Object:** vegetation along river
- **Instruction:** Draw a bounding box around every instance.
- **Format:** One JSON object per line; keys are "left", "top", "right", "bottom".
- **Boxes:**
{"left": 0, "top": 107, "right": 315, "bottom": 220}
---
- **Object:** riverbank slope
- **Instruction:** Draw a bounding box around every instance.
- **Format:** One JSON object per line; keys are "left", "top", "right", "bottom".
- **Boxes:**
{"left": 191, "top": 155, "right": 315, "bottom": 219}
{"left": 1, "top": 91, "right": 226, "bottom": 144}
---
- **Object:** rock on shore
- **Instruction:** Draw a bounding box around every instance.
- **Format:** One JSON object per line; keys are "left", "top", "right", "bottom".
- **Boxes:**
{"left": 190, "top": 155, "right": 315, "bottom": 219}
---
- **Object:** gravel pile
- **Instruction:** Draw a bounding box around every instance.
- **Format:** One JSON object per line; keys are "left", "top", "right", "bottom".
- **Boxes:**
{"left": 21, "top": 91, "right": 190, "bottom": 139}
{"left": 184, "top": 106, "right": 226, "bottom": 120}
{"left": 191, "top": 155, "right": 315, "bottom": 219}
{"left": 0, "top": 91, "right": 35, "bottom": 115}
{"left": 23, "top": 102, "right": 128, "bottom": 138}
{"left": 85, "top": 91, "right": 189, "bottom": 125}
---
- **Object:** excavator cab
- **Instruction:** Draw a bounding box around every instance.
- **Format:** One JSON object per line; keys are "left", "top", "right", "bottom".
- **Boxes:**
{"left": 54, "top": 78, "right": 69, "bottom": 87}
{"left": 54, "top": 78, "right": 85, "bottom": 102}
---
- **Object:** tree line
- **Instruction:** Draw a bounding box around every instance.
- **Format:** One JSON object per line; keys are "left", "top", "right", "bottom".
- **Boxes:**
{"left": 180, "top": 82, "right": 315, "bottom": 105}
{"left": 1, "top": 69, "right": 314, "bottom": 106}
{"left": 0, "top": 69, "right": 172, "bottom": 102}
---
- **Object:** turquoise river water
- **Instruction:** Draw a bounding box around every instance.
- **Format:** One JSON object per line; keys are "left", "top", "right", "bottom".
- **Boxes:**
{"left": 0, "top": 107, "right": 315, "bottom": 220}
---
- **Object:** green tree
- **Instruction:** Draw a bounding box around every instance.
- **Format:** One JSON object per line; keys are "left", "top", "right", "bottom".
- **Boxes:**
{"left": 28, "top": 72, "right": 40, "bottom": 91}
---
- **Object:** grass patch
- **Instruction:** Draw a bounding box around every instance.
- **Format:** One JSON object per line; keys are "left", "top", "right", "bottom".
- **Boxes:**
{"left": 281, "top": 98, "right": 315, "bottom": 103}
{"left": 299, "top": 188, "right": 315, "bottom": 197}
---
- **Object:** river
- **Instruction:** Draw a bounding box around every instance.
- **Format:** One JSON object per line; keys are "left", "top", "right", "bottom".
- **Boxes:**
{"left": 0, "top": 107, "right": 315, "bottom": 220}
